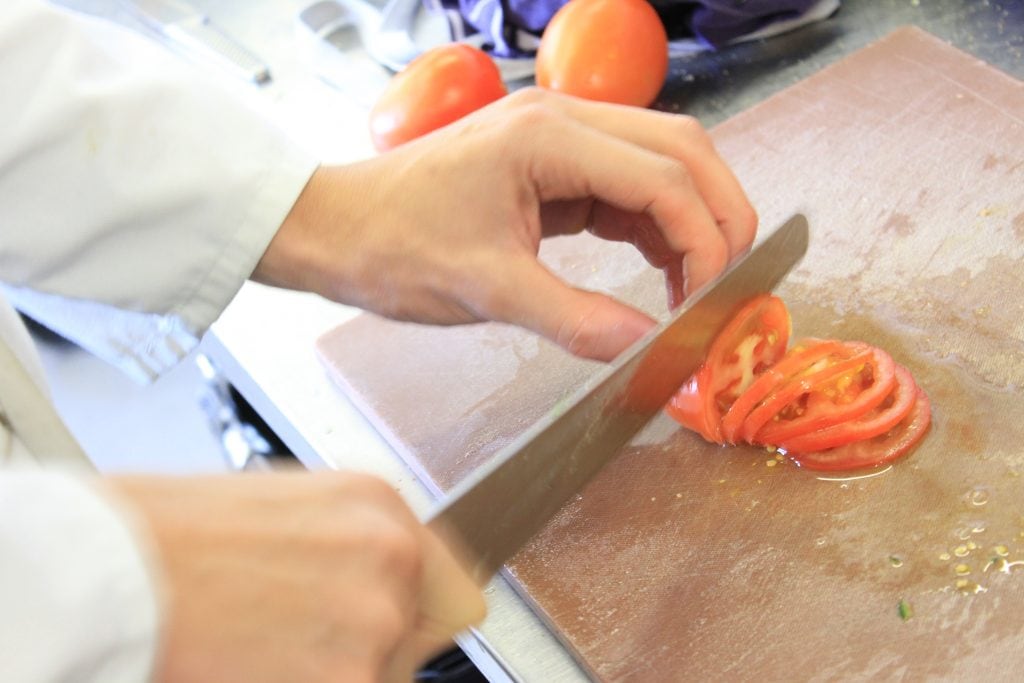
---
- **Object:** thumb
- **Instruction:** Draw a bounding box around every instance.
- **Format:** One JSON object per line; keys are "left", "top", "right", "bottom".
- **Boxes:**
{"left": 500, "top": 257, "right": 656, "bottom": 362}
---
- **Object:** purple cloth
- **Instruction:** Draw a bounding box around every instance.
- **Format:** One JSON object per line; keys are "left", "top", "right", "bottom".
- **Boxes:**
{"left": 439, "top": 0, "right": 823, "bottom": 57}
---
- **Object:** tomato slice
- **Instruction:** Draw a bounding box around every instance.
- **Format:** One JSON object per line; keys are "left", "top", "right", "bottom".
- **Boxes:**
{"left": 738, "top": 341, "right": 873, "bottom": 443}
{"left": 777, "top": 364, "right": 918, "bottom": 453}
{"left": 786, "top": 384, "right": 931, "bottom": 471}
{"left": 665, "top": 366, "right": 717, "bottom": 441}
{"left": 752, "top": 345, "right": 897, "bottom": 446}
{"left": 720, "top": 338, "right": 841, "bottom": 444}
{"left": 666, "top": 294, "right": 790, "bottom": 443}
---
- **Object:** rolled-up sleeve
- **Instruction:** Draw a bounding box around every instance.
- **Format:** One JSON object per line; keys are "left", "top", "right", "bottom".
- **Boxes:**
{"left": 0, "top": 472, "right": 161, "bottom": 683}
{"left": 0, "top": 0, "right": 319, "bottom": 381}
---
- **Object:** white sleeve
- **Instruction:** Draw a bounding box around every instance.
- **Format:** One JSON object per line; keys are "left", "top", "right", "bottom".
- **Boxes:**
{"left": 0, "top": 472, "right": 160, "bottom": 683}
{"left": 0, "top": 0, "right": 319, "bottom": 381}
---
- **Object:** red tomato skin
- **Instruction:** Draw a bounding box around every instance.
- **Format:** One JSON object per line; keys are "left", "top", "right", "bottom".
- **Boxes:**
{"left": 536, "top": 0, "right": 669, "bottom": 107}
{"left": 665, "top": 368, "right": 718, "bottom": 442}
{"left": 751, "top": 345, "right": 898, "bottom": 446}
{"left": 777, "top": 364, "right": 919, "bottom": 454}
{"left": 369, "top": 45, "right": 507, "bottom": 152}
{"left": 720, "top": 339, "right": 841, "bottom": 444}
{"left": 787, "top": 386, "right": 931, "bottom": 472}
{"left": 666, "top": 294, "right": 790, "bottom": 443}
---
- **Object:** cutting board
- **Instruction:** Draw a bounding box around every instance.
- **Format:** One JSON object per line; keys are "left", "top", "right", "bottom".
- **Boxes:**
{"left": 317, "top": 27, "right": 1024, "bottom": 681}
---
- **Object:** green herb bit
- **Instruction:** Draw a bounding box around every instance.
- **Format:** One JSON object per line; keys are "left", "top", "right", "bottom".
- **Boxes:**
{"left": 897, "top": 598, "right": 914, "bottom": 621}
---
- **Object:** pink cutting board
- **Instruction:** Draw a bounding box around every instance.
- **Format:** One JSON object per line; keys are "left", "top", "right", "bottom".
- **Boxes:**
{"left": 317, "top": 27, "right": 1024, "bottom": 681}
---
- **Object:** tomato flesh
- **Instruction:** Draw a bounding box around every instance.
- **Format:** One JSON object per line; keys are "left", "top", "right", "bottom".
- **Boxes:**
{"left": 720, "top": 339, "right": 841, "bottom": 443}
{"left": 777, "top": 364, "right": 918, "bottom": 454}
{"left": 665, "top": 295, "right": 931, "bottom": 472}
{"left": 666, "top": 294, "right": 790, "bottom": 443}
{"left": 751, "top": 345, "right": 897, "bottom": 446}
{"left": 787, "top": 385, "right": 931, "bottom": 471}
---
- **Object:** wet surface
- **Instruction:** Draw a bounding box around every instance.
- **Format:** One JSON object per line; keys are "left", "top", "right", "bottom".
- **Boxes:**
{"left": 318, "top": 26, "right": 1024, "bottom": 683}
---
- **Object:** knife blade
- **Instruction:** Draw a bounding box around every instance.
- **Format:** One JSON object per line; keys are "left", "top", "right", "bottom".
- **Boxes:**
{"left": 428, "top": 214, "right": 809, "bottom": 584}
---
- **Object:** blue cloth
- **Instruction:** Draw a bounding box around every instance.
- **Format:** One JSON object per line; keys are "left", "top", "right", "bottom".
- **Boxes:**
{"left": 438, "top": 0, "right": 824, "bottom": 57}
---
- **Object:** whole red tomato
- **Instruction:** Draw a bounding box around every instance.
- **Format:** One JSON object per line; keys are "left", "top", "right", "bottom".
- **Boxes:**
{"left": 368, "top": 44, "right": 507, "bottom": 152}
{"left": 535, "top": 0, "right": 669, "bottom": 107}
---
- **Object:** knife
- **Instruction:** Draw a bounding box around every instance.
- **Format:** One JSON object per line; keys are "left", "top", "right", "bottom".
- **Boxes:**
{"left": 428, "top": 213, "right": 809, "bottom": 584}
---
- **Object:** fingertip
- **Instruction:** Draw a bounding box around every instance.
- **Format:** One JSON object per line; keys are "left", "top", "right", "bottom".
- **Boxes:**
{"left": 663, "top": 261, "right": 685, "bottom": 310}
{"left": 682, "top": 233, "right": 730, "bottom": 298}
{"left": 726, "top": 201, "right": 759, "bottom": 259}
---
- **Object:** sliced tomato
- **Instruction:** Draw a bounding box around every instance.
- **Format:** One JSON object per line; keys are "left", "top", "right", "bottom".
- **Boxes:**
{"left": 786, "top": 384, "right": 931, "bottom": 471}
{"left": 720, "top": 338, "right": 841, "bottom": 444}
{"left": 777, "top": 364, "right": 918, "bottom": 453}
{"left": 666, "top": 366, "right": 717, "bottom": 441}
{"left": 738, "top": 341, "right": 873, "bottom": 443}
{"left": 666, "top": 294, "right": 790, "bottom": 442}
{"left": 752, "top": 345, "right": 897, "bottom": 446}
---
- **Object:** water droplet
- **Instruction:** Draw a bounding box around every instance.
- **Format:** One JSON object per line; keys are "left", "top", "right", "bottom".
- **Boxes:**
{"left": 994, "top": 545, "right": 1009, "bottom": 557}
{"left": 939, "top": 552, "right": 951, "bottom": 561}
{"left": 815, "top": 537, "right": 827, "bottom": 547}
{"left": 889, "top": 555, "right": 904, "bottom": 568}
{"left": 955, "top": 563, "right": 971, "bottom": 576}
{"left": 967, "top": 487, "right": 990, "bottom": 507}
{"left": 956, "top": 579, "right": 987, "bottom": 595}
{"left": 954, "top": 545, "right": 970, "bottom": 557}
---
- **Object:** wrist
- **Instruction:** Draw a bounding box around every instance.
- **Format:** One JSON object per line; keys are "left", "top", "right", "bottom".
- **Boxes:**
{"left": 252, "top": 164, "right": 368, "bottom": 301}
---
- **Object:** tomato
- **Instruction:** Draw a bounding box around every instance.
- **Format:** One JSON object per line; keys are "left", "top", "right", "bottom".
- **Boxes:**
{"left": 666, "top": 294, "right": 931, "bottom": 471}
{"left": 720, "top": 338, "right": 842, "bottom": 444}
{"left": 786, "top": 382, "right": 931, "bottom": 471}
{"left": 535, "top": 0, "right": 669, "bottom": 107}
{"left": 369, "top": 44, "right": 506, "bottom": 152}
{"left": 746, "top": 344, "right": 897, "bottom": 446}
{"left": 777, "top": 364, "right": 919, "bottom": 454}
{"left": 666, "top": 295, "right": 790, "bottom": 442}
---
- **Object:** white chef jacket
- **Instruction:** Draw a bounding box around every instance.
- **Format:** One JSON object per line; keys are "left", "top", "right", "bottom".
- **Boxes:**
{"left": 0, "top": 0, "right": 318, "bottom": 680}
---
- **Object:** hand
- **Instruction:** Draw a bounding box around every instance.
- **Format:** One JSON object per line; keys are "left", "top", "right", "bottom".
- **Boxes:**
{"left": 256, "top": 88, "right": 756, "bottom": 361}
{"left": 107, "top": 472, "right": 485, "bottom": 683}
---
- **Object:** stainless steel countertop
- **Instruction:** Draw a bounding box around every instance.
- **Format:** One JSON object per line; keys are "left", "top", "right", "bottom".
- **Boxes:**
{"left": 61, "top": 0, "right": 1023, "bottom": 680}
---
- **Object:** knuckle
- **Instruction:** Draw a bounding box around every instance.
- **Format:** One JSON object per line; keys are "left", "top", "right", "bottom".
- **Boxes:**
{"left": 367, "top": 601, "right": 410, "bottom": 645}
{"left": 735, "top": 204, "right": 759, "bottom": 246}
{"left": 335, "top": 664, "right": 375, "bottom": 683}
{"left": 671, "top": 114, "right": 710, "bottom": 145}
{"left": 374, "top": 523, "right": 424, "bottom": 582}
{"left": 358, "top": 473, "right": 402, "bottom": 501}
{"left": 505, "top": 85, "right": 548, "bottom": 108}
{"left": 555, "top": 302, "right": 602, "bottom": 358}
{"left": 654, "top": 157, "right": 695, "bottom": 191}
{"left": 704, "top": 233, "right": 731, "bottom": 269}
{"left": 505, "top": 101, "right": 559, "bottom": 134}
